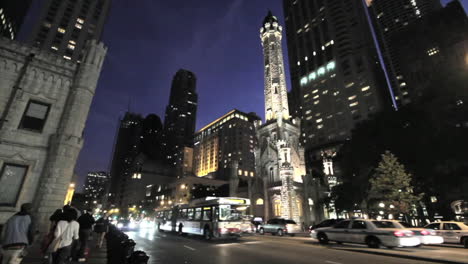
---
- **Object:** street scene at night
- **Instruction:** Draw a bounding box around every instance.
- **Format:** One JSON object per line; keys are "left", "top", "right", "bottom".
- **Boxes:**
{"left": 0, "top": 0, "right": 467, "bottom": 263}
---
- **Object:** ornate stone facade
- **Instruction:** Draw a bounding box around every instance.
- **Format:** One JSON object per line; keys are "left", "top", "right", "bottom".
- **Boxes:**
{"left": 255, "top": 12, "right": 306, "bottom": 223}
{"left": 0, "top": 38, "right": 106, "bottom": 229}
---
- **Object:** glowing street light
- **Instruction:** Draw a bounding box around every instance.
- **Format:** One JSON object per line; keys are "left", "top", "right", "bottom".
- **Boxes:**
{"left": 379, "top": 202, "right": 385, "bottom": 208}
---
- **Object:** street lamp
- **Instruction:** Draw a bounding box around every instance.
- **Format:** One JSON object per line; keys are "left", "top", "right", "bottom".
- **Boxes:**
{"left": 379, "top": 202, "right": 385, "bottom": 208}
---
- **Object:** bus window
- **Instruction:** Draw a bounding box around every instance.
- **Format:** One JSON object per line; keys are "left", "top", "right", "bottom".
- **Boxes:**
{"left": 194, "top": 207, "right": 202, "bottom": 220}
{"left": 167, "top": 210, "right": 172, "bottom": 220}
{"left": 187, "top": 208, "right": 194, "bottom": 220}
{"left": 203, "top": 207, "right": 212, "bottom": 221}
{"left": 179, "top": 209, "right": 187, "bottom": 219}
{"left": 218, "top": 205, "right": 248, "bottom": 221}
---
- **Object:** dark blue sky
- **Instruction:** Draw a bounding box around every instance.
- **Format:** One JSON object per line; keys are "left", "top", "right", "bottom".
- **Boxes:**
{"left": 20, "top": 0, "right": 465, "bottom": 189}
{"left": 77, "top": 0, "right": 289, "bottom": 188}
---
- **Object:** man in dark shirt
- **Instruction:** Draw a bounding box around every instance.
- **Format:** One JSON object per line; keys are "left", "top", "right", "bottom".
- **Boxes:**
{"left": 76, "top": 209, "right": 95, "bottom": 262}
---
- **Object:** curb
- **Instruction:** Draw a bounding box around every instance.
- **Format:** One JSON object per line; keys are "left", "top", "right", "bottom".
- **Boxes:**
{"left": 338, "top": 248, "right": 468, "bottom": 264}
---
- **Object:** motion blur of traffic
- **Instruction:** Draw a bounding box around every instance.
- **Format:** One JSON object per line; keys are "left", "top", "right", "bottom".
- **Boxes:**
{"left": 115, "top": 218, "right": 157, "bottom": 231}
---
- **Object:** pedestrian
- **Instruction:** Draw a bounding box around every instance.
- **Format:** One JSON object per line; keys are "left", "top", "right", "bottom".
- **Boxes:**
{"left": 94, "top": 217, "right": 109, "bottom": 249}
{"left": 41, "top": 208, "right": 64, "bottom": 263}
{"left": 76, "top": 209, "right": 95, "bottom": 262}
{"left": 50, "top": 208, "right": 79, "bottom": 264}
{"left": 0, "top": 203, "right": 34, "bottom": 264}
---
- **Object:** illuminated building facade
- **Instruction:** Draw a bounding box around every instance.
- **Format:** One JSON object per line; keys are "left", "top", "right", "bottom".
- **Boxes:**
{"left": 255, "top": 12, "right": 307, "bottom": 223}
{"left": 30, "top": 0, "right": 111, "bottom": 62}
{"left": 0, "top": 0, "right": 32, "bottom": 40}
{"left": 283, "top": 0, "right": 386, "bottom": 156}
{"left": 84, "top": 171, "right": 109, "bottom": 205}
{"left": 193, "top": 109, "right": 259, "bottom": 181}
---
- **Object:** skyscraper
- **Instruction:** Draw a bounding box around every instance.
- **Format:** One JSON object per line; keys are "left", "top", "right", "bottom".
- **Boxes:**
{"left": 368, "top": 0, "right": 441, "bottom": 105}
{"left": 108, "top": 112, "right": 143, "bottom": 207}
{"left": 164, "top": 69, "right": 198, "bottom": 176}
{"left": 0, "top": 0, "right": 32, "bottom": 39}
{"left": 30, "top": 0, "right": 111, "bottom": 62}
{"left": 283, "top": 0, "right": 386, "bottom": 158}
{"left": 84, "top": 171, "right": 109, "bottom": 205}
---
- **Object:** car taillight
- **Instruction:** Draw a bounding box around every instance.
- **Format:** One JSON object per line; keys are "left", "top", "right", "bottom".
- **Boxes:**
{"left": 420, "top": 230, "right": 435, "bottom": 236}
{"left": 394, "top": 230, "right": 412, "bottom": 237}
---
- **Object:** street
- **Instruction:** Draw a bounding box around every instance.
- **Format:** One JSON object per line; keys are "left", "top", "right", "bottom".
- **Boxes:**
{"left": 125, "top": 230, "right": 468, "bottom": 264}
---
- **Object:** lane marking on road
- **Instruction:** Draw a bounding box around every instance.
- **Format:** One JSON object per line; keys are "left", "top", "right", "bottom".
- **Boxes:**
{"left": 183, "top": 245, "right": 196, "bottom": 251}
{"left": 325, "top": 261, "right": 342, "bottom": 264}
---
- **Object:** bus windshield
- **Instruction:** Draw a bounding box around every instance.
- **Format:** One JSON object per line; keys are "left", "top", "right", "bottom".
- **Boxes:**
{"left": 218, "top": 204, "right": 249, "bottom": 221}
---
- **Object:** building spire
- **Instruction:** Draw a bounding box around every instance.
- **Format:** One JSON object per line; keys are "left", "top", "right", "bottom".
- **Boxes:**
{"left": 260, "top": 11, "right": 290, "bottom": 121}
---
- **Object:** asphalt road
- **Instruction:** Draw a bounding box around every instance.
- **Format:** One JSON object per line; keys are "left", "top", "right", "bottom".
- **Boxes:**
{"left": 125, "top": 229, "right": 468, "bottom": 264}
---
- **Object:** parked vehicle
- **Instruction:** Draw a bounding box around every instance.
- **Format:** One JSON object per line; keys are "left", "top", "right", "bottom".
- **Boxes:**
{"left": 310, "top": 219, "right": 420, "bottom": 248}
{"left": 398, "top": 222, "right": 443, "bottom": 246}
{"left": 309, "top": 219, "right": 345, "bottom": 232}
{"left": 424, "top": 221, "right": 468, "bottom": 248}
{"left": 259, "top": 218, "right": 302, "bottom": 236}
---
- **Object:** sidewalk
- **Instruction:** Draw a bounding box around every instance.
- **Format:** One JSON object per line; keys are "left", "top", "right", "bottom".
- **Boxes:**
{"left": 22, "top": 235, "right": 107, "bottom": 264}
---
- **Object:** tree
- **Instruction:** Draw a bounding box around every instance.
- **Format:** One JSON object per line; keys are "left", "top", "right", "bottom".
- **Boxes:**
{"left": 367, "top": 151, "right": 423, "bottom": 219}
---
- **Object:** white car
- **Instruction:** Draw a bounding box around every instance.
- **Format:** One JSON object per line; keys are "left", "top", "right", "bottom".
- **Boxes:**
{"left": 311, "top": 219, "right": 420, "bottom": 248}
{"left": 424, "top": 221, "right": 468, "bottom": 248}
{"left": 398, "top": 222, "right": 443, "bottom": 245}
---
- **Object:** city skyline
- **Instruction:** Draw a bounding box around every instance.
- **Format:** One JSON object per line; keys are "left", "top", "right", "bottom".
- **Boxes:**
{"left": 18, "top": 0, "right": 464, "bottom": 188}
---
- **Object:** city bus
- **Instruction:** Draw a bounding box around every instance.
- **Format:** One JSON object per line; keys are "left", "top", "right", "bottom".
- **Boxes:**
{"left": 155, "top": 197, "right": 255, "bottom": 240}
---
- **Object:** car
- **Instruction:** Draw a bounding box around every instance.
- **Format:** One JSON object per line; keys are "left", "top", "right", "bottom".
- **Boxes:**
{"left": 310, "top": 219, "right": 345, "bottom": 232}
{"left": 259, "top": 218, "right": 302, "bottom": 236}
{"left": 424, "top": 221, "right": 468, "bottom": 248}
{"left": 117, "top": 219, "right": 139, "bottom": 231}
{"left": 398, "top": 222, "right": 443, "bottom": 245}
{"left": 310, "top": 219, "right": 420, "bottom": 248}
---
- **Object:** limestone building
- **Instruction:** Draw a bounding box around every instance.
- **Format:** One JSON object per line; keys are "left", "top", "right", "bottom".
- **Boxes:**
{"left": 0, "top": 38, "right": 106, "bottom": 228}
{"left": 255, "top": 12, "right": 307, "bottom": 224}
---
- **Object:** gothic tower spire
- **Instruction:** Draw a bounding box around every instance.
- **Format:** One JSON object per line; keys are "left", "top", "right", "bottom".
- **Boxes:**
{"left": 260, "top": 11, "right": 290, "bottom": 121}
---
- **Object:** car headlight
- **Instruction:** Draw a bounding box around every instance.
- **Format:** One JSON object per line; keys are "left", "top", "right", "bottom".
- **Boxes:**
{"left": 129, "top": 222, "right": 136, "bottom": 229}
{"left": 117, "top": 223, "right": 123, "bottom": 229}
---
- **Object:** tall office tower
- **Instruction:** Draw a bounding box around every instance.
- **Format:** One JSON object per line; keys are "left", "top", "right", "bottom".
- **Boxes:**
{"left": 389, "top": 0, "right": 468, "bottom": 103}
{"left": 164, "top": 69, "right": 198, "bottom": 176}
{"left": 84, "top": 171, "right": 109, "bottom": 205}
{"left": 368, "top": 0, "right": 441, "bottom": 105}
{"left": 283, "top": 0, "right": 386, "bottom": 157}
{"left": 193, "top": 110, "right": 260, "bottom": 181}
{"left": 30, "top": 0, "right": 111, "bottom": 62}
{"left": 108, "top": 112, "right": 143, "bottom": 207}
{"left": 0, "top": 0, "right": 32, "bottom": 39}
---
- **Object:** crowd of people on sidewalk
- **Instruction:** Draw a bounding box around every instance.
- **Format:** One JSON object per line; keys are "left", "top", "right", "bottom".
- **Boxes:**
{"left": 0, "top": 203, "right": 110, "bottom": 264}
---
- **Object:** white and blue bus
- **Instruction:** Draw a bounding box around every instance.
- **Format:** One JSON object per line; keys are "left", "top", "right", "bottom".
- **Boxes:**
{"left": 155, "top": 197, "right": 255, "bottom": 240}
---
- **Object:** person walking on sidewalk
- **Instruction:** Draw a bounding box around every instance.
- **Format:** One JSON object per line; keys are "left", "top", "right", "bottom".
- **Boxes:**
{"left": 0, "top": 203, "right": 35, "bottom": 264}
{"left": 52, "top": 208, "right": 79, "bottom": 264}
{"left": 76, "top": 209, "right": 95, "bottom": 262}
{"left": 94, "top": 217, "right": 109, "bottom": 249}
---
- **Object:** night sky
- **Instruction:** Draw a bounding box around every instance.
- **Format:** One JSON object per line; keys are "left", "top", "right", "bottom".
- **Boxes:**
{"left": 19, "top": 0, "right": 465, "bottom": 190}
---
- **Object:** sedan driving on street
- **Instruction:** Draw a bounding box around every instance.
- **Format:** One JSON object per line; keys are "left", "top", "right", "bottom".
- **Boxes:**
{"left": 311, "top": 219, "right": 420, "bottom": 248}
{"left": 398, "top": 222, "right": 443, "bottom": 246}
{"left": 424, "top": 221, "right": 468, "bottom": 248}
{"left": 259, "top": 218, "right": 302, "bottom": 236}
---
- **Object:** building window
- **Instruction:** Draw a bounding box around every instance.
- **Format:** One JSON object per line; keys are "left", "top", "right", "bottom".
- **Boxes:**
{"left": 256, "top": 198, "right": 264, "bottom": 205}
{"left": 0, "top": 163, "right": 28, "bottom": 206}
{"left": 427, "top": 47, "right": 439, "bottom": 56}
{"left": 57, "top": 27, "right": 66, "bottom": 33}
{"left": 274, "top": 198, "right": 282, "bottom": 216}
{"left": 18, "top": 101, "right": 51, "bottom": 132}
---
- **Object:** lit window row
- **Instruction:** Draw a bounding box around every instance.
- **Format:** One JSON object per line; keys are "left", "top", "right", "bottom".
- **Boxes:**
{"left": 238, "top": 170, "right": 254, "bottom": 177}
{"left": 427, "top": 47, "right": 439, "bottom": 56}
{"left": 300, "top": 61, "right": 336, "bottom": 86}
